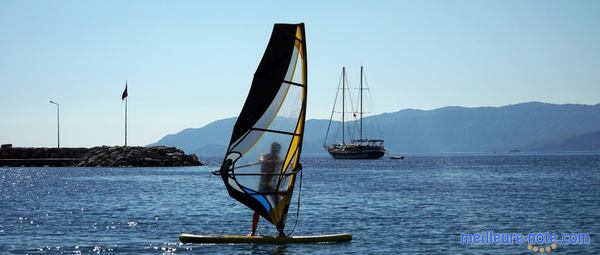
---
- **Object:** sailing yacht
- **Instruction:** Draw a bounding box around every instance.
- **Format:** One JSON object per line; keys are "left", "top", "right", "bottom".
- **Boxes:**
{"left": 324, "top": 66, "right": 386, "bottom": 159}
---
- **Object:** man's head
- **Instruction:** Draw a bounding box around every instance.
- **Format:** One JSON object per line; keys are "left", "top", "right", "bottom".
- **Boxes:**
{"left": 270, "top": 142, "right": 281, "bottom": 155}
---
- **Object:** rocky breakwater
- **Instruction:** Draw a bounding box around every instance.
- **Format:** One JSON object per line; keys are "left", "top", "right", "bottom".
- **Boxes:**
{"left": 0, "top": 146, "right": 88, "bottom": 167}
{"left": 0, "top": 147, "right": 88, "bottom": 159}
{"left": 77, "top": 146, "right": 202, "bottom": 167}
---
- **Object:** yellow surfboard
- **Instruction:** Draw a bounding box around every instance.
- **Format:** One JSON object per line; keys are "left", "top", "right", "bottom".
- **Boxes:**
{"left": 179, "top": 233, "right": 352, "bottom": 244}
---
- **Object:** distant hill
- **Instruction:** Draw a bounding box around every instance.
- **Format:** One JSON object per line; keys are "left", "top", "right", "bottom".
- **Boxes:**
{"left": 149, "top": 102, "right": 600, "bottom": 156}
{"left": 148, "top": 117, "right": 236, "bottom": 153}
{"left": 522, "top": 130, "right": 600, "bottom": 152}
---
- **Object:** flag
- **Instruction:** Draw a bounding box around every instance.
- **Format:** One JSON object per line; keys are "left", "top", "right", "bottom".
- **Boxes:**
{"left": 122, "top": 81, "right": 128, "bottom": 100}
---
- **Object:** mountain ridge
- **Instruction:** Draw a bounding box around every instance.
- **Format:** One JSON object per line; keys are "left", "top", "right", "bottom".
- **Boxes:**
{"left": 149, "top": 102, "right": 600, "bottom": 156}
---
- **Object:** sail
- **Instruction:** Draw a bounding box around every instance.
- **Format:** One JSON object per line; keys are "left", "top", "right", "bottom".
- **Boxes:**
{"left": 218, "top": 23, "right": 307, "bottom": 232}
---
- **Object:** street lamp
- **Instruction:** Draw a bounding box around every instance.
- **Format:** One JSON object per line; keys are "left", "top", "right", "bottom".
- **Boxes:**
{"left": 49, "top": 100, "right": 60, "bottom": 149}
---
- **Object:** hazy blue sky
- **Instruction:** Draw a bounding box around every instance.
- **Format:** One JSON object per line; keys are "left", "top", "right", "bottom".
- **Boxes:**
{"left": 1, "top": 1, "right": 599, "bottom": 147}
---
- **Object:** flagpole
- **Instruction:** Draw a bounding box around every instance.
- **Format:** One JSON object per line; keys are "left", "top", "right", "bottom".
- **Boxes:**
{"left": 125, "top": 96, "right": 127, "bottom": 147}
{"left": 123, "top": 80, "right": 128, "bottom": 147}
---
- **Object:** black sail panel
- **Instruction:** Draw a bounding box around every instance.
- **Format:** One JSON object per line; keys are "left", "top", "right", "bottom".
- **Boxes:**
{"left": 219, "top": 23, "right": 307, "bottom": 232}
{"left": 230, "top": 24, "right": 298, "bottom": 145}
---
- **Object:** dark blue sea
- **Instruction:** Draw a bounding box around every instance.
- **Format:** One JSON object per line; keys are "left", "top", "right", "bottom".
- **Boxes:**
{"left": 1, "top": 154, "right": 599, "bottom": 254}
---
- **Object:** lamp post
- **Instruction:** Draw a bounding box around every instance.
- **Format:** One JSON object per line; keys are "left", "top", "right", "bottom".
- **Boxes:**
{"left": 49, "top": 100, "right": 60, "bottom": 149}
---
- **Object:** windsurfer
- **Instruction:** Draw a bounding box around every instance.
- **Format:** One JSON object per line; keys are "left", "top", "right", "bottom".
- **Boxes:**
{"left": 250, "top": 142, "right": 284, "bottom": 237}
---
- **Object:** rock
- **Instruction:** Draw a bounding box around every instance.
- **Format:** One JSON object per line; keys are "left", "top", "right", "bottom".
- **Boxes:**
{"left": 77, "top": 146, "right": 202, "bottom": 167}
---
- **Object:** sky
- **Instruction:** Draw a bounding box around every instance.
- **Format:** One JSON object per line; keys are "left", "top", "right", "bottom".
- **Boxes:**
{"left": 1, "top": 0, "right": 599, "bottom": 147}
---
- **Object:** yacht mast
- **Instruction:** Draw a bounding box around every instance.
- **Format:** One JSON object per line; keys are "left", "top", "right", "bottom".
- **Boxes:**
{"left": 342, "top": 66, "right": 346, "bottom": 145}
{"left": 360, "top": 66, "right": 363, "bottom": 142}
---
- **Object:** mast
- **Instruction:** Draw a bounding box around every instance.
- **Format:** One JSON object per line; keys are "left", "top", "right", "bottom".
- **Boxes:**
{"left": 342, "top": 66, "right": 345, "bottom": 145}
{"left": 360, "top": 66, "right": 363, "bottom": 142}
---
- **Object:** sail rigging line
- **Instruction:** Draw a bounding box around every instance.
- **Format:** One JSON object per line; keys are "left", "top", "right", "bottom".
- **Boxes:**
{"left": 285, "top": 163, "right": 303, "bottom": 236}
{"left": 343, "top": 67, "right": 358, "bottom": 141}
{"left": 362, "top": 69, "right": 384, "bottom": 138}
{"left": 323, "top": 70, "right": 344, "bottom": 147}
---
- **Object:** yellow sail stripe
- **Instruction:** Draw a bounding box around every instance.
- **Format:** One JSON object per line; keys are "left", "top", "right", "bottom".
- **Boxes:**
{"left": 270, "top": 25, "right": 306, "bottom": 224}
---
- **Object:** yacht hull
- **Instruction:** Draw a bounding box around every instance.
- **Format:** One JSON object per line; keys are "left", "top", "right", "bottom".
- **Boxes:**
{"left": 327, "top": 146, "right": 385, "bottom": 160}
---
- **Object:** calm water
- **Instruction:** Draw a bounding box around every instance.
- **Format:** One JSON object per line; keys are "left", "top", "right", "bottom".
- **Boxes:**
{"left": 1, "top": 154, "right": 599, "bottom": 254}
